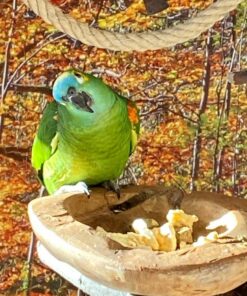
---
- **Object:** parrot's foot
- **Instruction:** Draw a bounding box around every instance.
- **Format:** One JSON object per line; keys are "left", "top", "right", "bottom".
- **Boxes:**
{"left": 54, "top": 181, "right": 90, "bottom": 197}
{"left": 102, "top": 180, "right": 121, "bottom": 199}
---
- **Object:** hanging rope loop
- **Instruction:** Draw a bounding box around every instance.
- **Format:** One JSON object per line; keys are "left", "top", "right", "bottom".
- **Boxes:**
{"left": 23, "top": 0, "right": 243, "bottom": 51}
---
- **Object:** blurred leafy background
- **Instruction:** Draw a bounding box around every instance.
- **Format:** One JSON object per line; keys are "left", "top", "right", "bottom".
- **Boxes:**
{"left": 0, "top": 0, "right": 247, "bottom": 295}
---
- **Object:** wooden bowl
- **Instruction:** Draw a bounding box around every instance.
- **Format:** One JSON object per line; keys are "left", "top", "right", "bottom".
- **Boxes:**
{"left": 28, "top": 186, "right": 247, "bottom": 296}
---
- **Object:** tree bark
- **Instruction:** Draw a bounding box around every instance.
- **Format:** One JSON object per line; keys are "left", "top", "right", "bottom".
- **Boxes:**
{"left": 190, "top": 30, "right": 212, "bottom": 191}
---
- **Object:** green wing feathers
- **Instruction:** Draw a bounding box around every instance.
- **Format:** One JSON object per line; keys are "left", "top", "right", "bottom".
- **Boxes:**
{"left": 127, "top": 99, "right": 140, "bottom": 154}
{"left": 31, "top": 101, "right": 58, "bottom": 173}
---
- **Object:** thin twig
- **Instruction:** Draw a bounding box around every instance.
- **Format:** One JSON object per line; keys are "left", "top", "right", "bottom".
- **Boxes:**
{"left": 213, "top": 13, "right": 241, "bottom": 192}
{"left": 90, "top": 0, "right": 105, "bottom": 26}
{"left": 25, "top": 231, "right": 36, "bottom": 296}
{"left": 1, "top": 0, "right": 17, "bottom": 96}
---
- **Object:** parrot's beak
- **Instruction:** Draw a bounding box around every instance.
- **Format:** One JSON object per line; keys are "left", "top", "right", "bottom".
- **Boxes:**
{"left": 66, "top": 91, "right": 94, "bottom": 113}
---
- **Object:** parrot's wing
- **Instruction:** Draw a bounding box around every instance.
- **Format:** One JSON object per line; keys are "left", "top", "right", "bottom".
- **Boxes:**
{"left": 31, "top": 101, "right": 58, "bottom": 180}
{"left": 127, "top": 99, "right": 140, "bottom": 154}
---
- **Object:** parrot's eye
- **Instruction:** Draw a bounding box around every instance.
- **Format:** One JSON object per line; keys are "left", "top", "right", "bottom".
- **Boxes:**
{"left": 74, "top": 72, "right": 81, "bottom": 78}
{"left": 68, "top": 87, "right": 76, "bottom": 96}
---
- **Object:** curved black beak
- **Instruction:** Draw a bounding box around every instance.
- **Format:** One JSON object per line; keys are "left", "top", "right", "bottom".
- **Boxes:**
{"left": 64, "top": 91, "right": 94, "bottom": 113}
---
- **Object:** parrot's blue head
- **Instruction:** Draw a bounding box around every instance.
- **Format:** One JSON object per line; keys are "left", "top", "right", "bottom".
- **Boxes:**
{"left": 53, "top": 70, "right": 116, "bottom": 115}
{"left": 53, "top": 70, "right": 94, "bottom": 113}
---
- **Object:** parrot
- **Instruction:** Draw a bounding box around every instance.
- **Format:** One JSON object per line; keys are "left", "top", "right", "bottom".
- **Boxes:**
{"left": 31, "top": 69, "right": 140, "bottom": 196}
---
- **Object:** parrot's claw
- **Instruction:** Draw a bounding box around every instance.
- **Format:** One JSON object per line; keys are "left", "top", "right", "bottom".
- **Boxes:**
{"left": 102, "top": 180, "right": 121, "bottom": 199}
{"left": 54, "top": 181, "right": 90, "bottom": 197}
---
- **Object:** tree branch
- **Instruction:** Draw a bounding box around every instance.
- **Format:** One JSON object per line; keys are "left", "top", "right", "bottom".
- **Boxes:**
{"left": 0, "top": 83, "right": 52, "bottom": 95}
{"left": 0, "top": 146, "right": 31, "bottom": 161}
{"left": 190, "top": 29, "right": 212, "bottom": 191}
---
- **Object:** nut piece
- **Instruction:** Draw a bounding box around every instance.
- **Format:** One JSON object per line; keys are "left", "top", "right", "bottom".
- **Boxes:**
{"left": 152, "top": 223, "right": 177, "bottom": 252}
{"left": 167, "top": 209, "right": 198, "bottom": 229}
{"left": 179, "top": 241, "right": 189, "bottom": 249}
{"left": 193, "top": 231, "right": 219, "bottom": 247}
{"left": 109, "top": 232, "right": 160, "bottom": 250}
{"left": 97, "top": 209, "right": 200, "bottom": 252}
{"left": 176, "top": 226, "right": 193, "bottom": 248}
{"left": 132, "top": 218, "right": 159, "bottom": 233}
{"left": 97, "top": 226, "right": 159, "bottom": 250}
{"left": 131, "top": 218, "right": 160, "bottom": 249}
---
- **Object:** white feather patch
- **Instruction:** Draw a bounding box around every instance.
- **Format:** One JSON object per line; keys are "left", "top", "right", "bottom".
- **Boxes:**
{"left": 75, "top": 76, "right": 84, "bottom": 84}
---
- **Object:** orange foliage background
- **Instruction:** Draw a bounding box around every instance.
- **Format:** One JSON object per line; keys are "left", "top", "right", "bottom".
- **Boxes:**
{"left": 0, "top": 0, "right": 247, "bottom": 295}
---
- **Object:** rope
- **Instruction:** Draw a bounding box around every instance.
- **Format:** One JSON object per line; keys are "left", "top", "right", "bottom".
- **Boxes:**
{"left": 22, "top": 0, "right": 243, "bottom": 52}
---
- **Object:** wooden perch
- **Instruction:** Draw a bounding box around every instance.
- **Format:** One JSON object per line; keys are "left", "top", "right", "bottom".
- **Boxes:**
{"left": 28, "top": 185, "right": 247, "bottom": 296}
{"left": 228, "top": 70, "right": 247, "bottom": 85}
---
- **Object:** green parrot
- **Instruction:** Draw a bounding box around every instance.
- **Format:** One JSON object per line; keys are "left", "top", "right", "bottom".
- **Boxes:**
{"left": 31, "top": 69, "right": 140, "bottom": 195}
